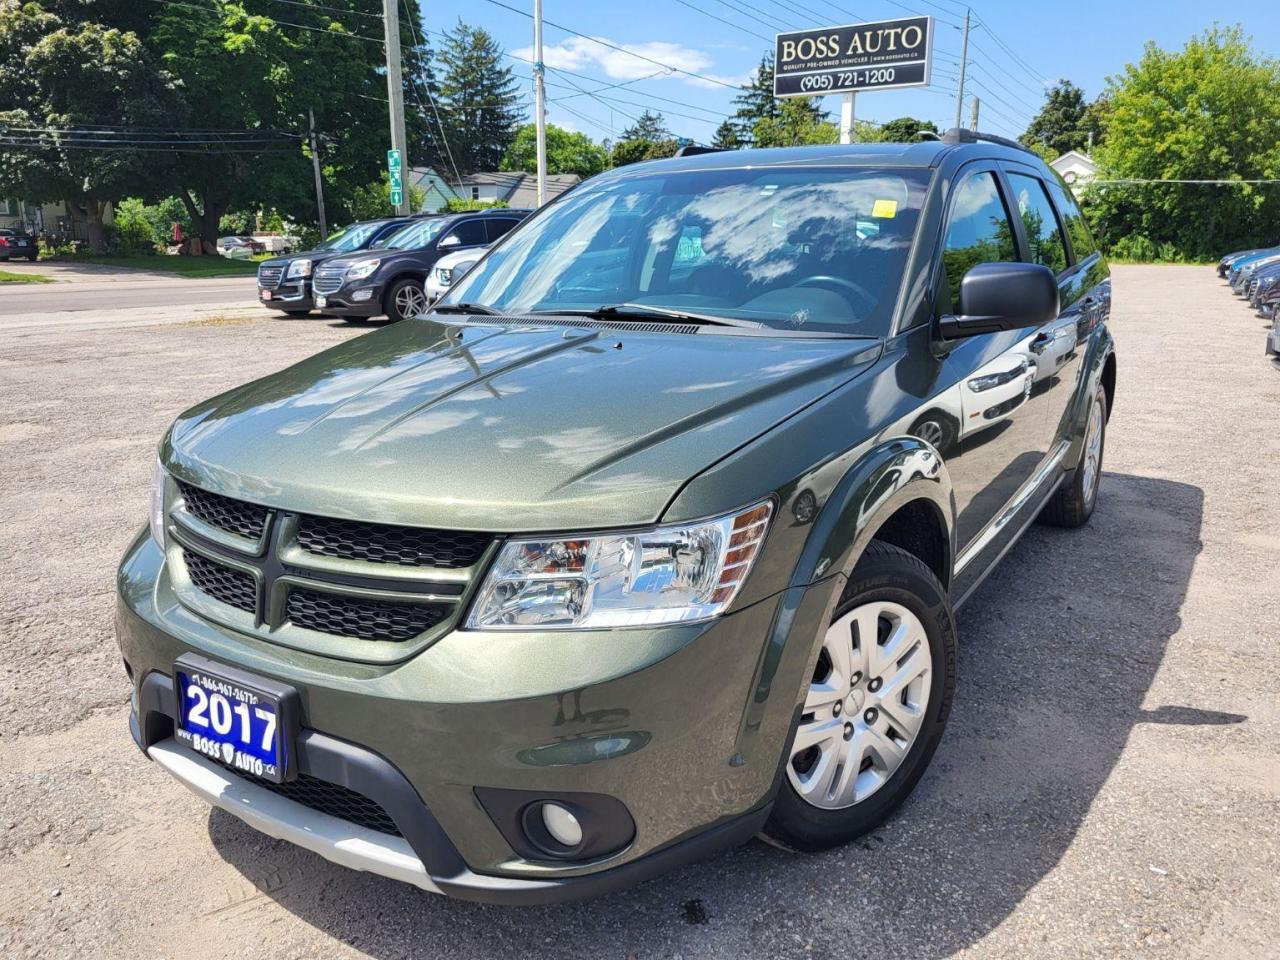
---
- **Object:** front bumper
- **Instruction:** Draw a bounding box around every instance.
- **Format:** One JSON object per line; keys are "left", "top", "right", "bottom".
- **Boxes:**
{"left": 258, "top": 280, "right": 314, "bottom": 312}
{"left": 312, "top": 283, "right": 385, "bottom": 317}
{"left": 118, "top": 531, "right": 831, "bottom": 902}
{"left": 1266, "top": 323, "right": 1280, "bottom": 357}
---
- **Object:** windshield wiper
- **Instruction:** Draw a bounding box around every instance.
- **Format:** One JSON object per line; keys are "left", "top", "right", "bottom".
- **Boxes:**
{"left": 430, "top": 302, "right": 501, "bottom": 316}
{"left": 532, "top": 303, "right": 766, "bottom": 330}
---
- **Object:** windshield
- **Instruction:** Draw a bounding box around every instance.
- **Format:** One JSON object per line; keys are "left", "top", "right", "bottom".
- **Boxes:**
{"left": 444, "top": 166, "right": 930, "bottom": 335}
{"left": 374, "top": 217, "right": 447, "bottom": 250}
{"left": 320, "top": 221, "right": 384, "bottom": 252}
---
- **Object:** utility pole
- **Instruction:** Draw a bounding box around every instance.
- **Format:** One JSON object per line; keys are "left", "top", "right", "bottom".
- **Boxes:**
{"left": 969, "top": 96, "right": 980, "bottom": 132}
{"left": 533, "top": 0, "right": 547, "bottom": 206}
{"left": 308, "top": 108, "right": 327, "bottom": 237}
{"left": 382, "top": 0, "right": 410, "bottom": 215}
{"left": 954, "top": 8, "right": 970, "bottom": 132}
{"left": 839, "top": 92, "right": 857, "bottom": 145}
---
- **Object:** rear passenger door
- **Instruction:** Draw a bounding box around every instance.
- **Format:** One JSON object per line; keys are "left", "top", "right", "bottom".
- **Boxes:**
{"left": 484, "top": 217, "right": 521, "bottom": 244}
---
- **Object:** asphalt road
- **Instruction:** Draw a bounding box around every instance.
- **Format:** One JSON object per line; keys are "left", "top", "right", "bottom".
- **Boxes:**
{"left": 0, "top": 266, "right": 1276, "bottom": 959}
{"left": 0, "top": 261, "right": 256, "bottom": 330}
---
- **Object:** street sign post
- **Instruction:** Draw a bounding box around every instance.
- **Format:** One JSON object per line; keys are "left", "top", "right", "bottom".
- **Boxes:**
{"left": 387, "top": 149, "right": 403, "bottom": 209}
{"left": 773, "top": 16, "right": 933, "bottom": 98}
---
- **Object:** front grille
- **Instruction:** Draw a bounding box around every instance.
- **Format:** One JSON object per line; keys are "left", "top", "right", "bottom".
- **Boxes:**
{"left": 312, "top": 265, "right": 344, "bottom": 295}
{"left": 178, "top": 481, "right": 269, "bottom": 541}
{"left": 184, "top": 550, "right": 257, "bottom": 613}
{"left": 220, "top": 765, "right": 401, "bottom": 836}
{"left": 257, "top": 264, "right": 283, "bottom": 287}
{"left": 286, "top": 588, "right": 449, "bottom": 642}
{"left": 297, "top": 515, "right": 490, "bottom": 569}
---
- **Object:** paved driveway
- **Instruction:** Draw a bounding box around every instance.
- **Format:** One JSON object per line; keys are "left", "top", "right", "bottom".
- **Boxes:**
{"left": 0, "top": 266, "right": 1276, "bottom": 959}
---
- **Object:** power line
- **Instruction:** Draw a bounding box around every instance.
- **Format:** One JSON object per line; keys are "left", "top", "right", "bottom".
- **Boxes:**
{"left": 674, "top": 0, "right": 773, "bottom": 42}
{"left": 399, "top": 0, "right": 462, "bottom": 186}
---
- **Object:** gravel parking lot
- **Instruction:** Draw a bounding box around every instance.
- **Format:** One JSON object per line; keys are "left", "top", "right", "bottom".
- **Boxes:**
{"left": 1, "top": 266, "right": 1277, "bottom": 959}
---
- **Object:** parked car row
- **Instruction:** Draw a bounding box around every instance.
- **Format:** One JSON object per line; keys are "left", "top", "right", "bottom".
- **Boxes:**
{"left": 1218, "top": 246, "right": 1280, "bottom": 357}
{"left": 255, "top": 209, "right": 528, "bottom": 322}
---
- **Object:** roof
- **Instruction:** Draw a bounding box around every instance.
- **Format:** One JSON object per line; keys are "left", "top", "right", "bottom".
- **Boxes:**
{"left": 457, "top": 171, "right": 581, "bottom": 205}
{"left": 1050, "top": 150, "right": 1098, "bottom": 171}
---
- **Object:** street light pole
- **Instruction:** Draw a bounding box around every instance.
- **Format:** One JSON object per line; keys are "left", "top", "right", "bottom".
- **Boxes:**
{"left": 839, "top": 92, "right": 857, "bottom": 145}
{"left": 308, "top": 108, "right": 327, "bottom": 237}
{"left": 533, "top": 0, "right": 547, "bottom": 206}
{"left": 382, "top": 0, "right": 410, "bottom": 215}
{"left": 954, "top": 8, "right": 970, "bottom": 131}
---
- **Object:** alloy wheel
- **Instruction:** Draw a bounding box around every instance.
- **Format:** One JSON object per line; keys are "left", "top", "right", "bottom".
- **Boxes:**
{"left": 788, "top": 601, "right": 932, "bottom": 809}
{"left": 395, "top": 284, "right": 427, "bottom": 319}
{"left": 1081, "top": 395, "right": 1104, "bottom": 504}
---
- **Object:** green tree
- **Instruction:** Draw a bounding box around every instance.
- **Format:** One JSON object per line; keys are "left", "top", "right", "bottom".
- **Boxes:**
{"left": 609, "top": 111, "right": 679, "bottom": 167}
{"left": 1020, "top": 80, "right": 1093, "bottom": 157}
{"left": 619, "top": 110, "right": 670, "bottom": 143}
{"left": 438, "top": 20, "right": 524, "bottom": 175}
{"left": 711, "top": 119, "right": 741, "bottom": 150}
{"left": 752, "top": 98, "right": 837, "bottom": 147}
{"left": 1087, "top": 26, "right": 1280, "bottom": 260}
{"left": 0, "top": 10, "right": 179, "bottom": 250}
{"left": 347, "top": 172, "right": 427, "bottom": 222}
{"left": 730, "top": 55, "right": 823, "bottom": 146}
{"left": 500, "top": 123, "right": 607, "bottom": 177}
{"left": 874, "top": 116, "right": 939, "bottom": 143}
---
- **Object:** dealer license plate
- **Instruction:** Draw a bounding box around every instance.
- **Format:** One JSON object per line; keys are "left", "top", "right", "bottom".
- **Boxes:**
{"left": 173, "top": 654, "right": 296, "bottom": 783}
{"left": 259, "top": 289, "right": 272, "bottom": 301}
{"left": 315, "top": 294, "right": 327, "bottom": 307}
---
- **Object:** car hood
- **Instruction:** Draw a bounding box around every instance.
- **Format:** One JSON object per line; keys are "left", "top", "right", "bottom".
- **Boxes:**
{"left": 164, "top": 318, "right": 879, "bottom": 531}
{"left": 261, "top": 247, "right": 349, "bottom": 269}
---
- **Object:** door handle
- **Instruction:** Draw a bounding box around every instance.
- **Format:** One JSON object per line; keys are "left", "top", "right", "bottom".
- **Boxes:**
{"left": 1029, "top": 331, "right": 1055, "bottom": 354}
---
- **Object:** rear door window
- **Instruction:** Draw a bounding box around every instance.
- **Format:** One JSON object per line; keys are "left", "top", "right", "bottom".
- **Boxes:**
{"left": 940, "top": 171, "right": 1019, "bottom": 315}
{"left": 1008, "top": 173, "right": 1069, "bottom": 274}
{"left": 484, "top": 218, "right": 520, "bottom": 243}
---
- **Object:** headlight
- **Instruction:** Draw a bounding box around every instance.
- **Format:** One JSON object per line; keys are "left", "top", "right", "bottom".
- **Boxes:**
{"left": 286, "top": 259, "right": 312, "bottom": 278}
{"left": 346, "top": 259, "right": 380, "bottom": 281}
{"left": 467, "top": 501, "right": 773, "bottom": 630}
{"left": 150, "top": 458, "right": 167, "bottom": 546}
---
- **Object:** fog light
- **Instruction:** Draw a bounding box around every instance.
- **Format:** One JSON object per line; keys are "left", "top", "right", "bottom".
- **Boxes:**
{"left": 351, "top": 289, "right": 373, "bottom": 301}
{"left": 540, "top": 803, "right": 583, "bottom": 848}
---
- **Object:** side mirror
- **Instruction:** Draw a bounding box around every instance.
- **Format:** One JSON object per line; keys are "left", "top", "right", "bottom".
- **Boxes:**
{"left": 438, "top": 234, "right": 461, "bottom": 248}
{"left": 938, "top": 262, "right": 1059, "bottom": 338}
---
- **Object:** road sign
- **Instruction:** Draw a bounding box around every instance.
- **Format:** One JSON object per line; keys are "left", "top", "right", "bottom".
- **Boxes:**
{"left": 389, "top": 188, "right": 403, "bottom": 207}
{"left": 389, "top": 167, "right": 403, "bottom": 190}
{"left": 774, "top": 16, "right": 933, "bottom": 98}
{"left": 386, "top": 148, "right": 402, "bottom": 171}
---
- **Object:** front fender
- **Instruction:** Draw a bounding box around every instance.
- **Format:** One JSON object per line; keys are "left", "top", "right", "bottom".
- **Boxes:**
{"left": 791, "top": 436, "right": 955, "bottom": 590}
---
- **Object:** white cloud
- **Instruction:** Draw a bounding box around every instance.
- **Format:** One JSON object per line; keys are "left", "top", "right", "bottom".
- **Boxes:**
{"left": 514, "top": 35, "right": 743, "bottom": 90}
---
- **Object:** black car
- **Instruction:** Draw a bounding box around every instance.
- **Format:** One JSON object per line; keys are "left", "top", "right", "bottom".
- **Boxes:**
{"left": 256, "top": 217, "right": 423, "bottom": 316}
{"left": 0, "top": 228, "right": 38, "bottom": 262}
{"left": 311, "top": 209, "right": 530, "bottom": 322}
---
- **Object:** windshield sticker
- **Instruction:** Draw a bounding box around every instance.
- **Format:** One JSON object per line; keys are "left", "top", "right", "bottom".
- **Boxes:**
{"left": 872, "top": 199, "right": 898, "bottom": 219}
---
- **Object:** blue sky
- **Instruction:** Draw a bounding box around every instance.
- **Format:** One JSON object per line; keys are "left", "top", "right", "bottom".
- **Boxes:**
{"left": 412, "top": 1, "right": 1280, "bottom": 144}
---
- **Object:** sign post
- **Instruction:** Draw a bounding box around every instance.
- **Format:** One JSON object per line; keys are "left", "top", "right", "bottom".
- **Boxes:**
{"left": 387, "top": 148, "right": 404, "bottom": 210}
{"left": 774, "top": 17, "right": 933, "bottom": 102}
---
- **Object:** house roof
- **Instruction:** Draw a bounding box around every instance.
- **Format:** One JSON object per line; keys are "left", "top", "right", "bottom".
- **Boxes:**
{"left": 1050, "top": 150, "right": 1097, "bottom": 172}
{"left": 458, "top": 171, "right": 581, "bottom": 206}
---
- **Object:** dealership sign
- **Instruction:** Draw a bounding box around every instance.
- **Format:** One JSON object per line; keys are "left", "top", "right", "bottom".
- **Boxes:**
{"left": 773, "top": 16, "right": 933, "bottom": 97}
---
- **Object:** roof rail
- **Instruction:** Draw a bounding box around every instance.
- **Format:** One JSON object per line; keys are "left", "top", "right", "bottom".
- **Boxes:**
{"left": 674, "top": 144, "right": 726, "bottom": 158}
{"left": 939, "top": 128, "right": 1034, "bottom": 154}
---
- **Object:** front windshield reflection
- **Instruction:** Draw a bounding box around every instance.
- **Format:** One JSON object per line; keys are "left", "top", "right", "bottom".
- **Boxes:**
{"left": 375, "top": 217, "right": 446, "bottom": 251}
{"left": 446, "top": 166, "right": 930, "bottom": 335}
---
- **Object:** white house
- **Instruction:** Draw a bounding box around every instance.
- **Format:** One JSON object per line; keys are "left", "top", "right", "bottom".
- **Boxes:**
{"left": 1050, "top": 150, "right": 1098, "bottom": 194}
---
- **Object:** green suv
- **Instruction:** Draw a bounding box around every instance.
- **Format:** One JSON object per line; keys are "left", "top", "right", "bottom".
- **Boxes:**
{"left": 117, "top": 131, "right": 1115, "bottom": 904}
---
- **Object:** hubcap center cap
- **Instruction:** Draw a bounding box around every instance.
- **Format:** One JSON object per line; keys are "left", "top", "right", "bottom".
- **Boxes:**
{"left": 846, "top": 689, "right": 866, "bottom": 713}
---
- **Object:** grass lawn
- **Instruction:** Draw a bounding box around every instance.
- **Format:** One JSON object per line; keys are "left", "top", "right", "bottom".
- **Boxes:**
{"left": 44, "top": 254, "right": 259, "bottom": 278}
{"left": 0, "top": 269, "right": 53, "bottom": 283}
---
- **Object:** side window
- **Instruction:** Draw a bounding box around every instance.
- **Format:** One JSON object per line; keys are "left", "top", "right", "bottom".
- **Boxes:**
{"left": 1008, "top": 173, "right": 1068, "bottom": 274}
{"left": 442, "top": 219, "right": 487, "bottom": 247}
{"left": 484, "top": 218, "right": 520, "bottom": 243}
{"left": 941, "top": 171, "right": 1018, "bottom": 315}
{"left": 1048, "top": 182, "right": 1098, "bottom": 260}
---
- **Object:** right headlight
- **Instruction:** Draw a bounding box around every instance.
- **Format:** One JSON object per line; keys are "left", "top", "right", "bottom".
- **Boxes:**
{"left": 150, "top": 458, "right": 167, "bottom": 546}
{"left": 467, "top": 501, "right": 773, "bottom": 630}
{"left": 346, "top": 259, "right": 380, "bottom": 282}
{"left": 286, "top": 259, "right": 312, "bottom": 279}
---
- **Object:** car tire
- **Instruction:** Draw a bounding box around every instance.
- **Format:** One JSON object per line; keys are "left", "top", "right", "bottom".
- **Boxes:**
{"left": 27, "top": 253, "right": 38, "bottom": 262}
{"left": 384, "top": 278, "right": 427, "bottom": 322}
{"left": 908, "top": 409, "right": 960, "bottom": 454}
{"left": 763, "top": 540, "right": 956, "bottom": 853}
{"left": 1038, "top": 391, "right": 1106, "bottom": 529}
